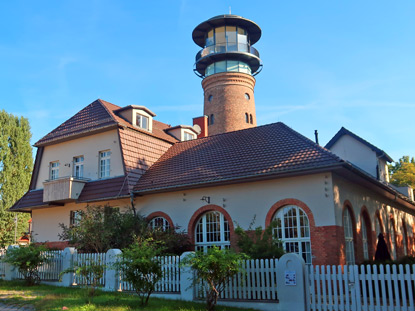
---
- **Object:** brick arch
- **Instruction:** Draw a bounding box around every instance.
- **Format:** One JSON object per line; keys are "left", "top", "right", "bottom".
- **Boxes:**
{"left": 265, "top": 198, "right": 315, "bottom": 228}
{"left": 146, "top": 211, "right": 174, "bottom": 229}
{"left": 188, "top": 204, "right": 235, "bottom": 247}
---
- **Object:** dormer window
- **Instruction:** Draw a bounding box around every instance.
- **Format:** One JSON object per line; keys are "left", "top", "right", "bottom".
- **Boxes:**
{"left": 136, "top": 114, "right": 149, "bottom": 130}
{"left": 50, "top": 161, "right": 59, "bottom": 180}
{"left": 184, "top": 132, "right": 195, "bottom": 141}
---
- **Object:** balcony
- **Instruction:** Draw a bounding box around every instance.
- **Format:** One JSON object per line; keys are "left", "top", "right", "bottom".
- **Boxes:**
{"left": 43, "top": 176, "right": 89, "bottom": 203}
{"left": 196, "top": 44, "right": 260, "bottom": 62}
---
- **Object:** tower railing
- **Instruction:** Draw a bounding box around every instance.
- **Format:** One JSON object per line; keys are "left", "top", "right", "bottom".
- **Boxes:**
{"left": 196, "top": 44, "right": 259, "bottom": 62}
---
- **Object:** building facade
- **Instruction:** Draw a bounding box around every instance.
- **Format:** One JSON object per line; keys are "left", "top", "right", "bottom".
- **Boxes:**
{"left": 11, "top": 15, "right": 415, "bottom": 266}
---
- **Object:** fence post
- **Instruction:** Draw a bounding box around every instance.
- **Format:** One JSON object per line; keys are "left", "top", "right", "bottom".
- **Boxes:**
{"left": 276, "top": 253, "right": 309, "bottom": 311}
{"left": 60, "top": 247, "right": 76, "bottom": 286}
{"left": 179, "top": 251, "right": 194, "bottom": 301}
{"left": 4, "top": 245, "right": 19, "bottom": 281}
{"left": 105, "top": 249, "right": 122, "bottom": 291}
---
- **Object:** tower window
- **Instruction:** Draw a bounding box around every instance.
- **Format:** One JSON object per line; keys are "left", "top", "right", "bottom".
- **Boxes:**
{"left": 209, "top": 114, "right": 214, "bottom": 125}
{"left": 245, "top": 113, "right": 249, "bottom": 123}
{"left": 244, "top": 93, "right": 250, "bottom": 100}
{"left": 208, "top": 95, "right": 213, "bottom": 102}
{"left": 250, "top": 114, "right": 253, "bottom": 124}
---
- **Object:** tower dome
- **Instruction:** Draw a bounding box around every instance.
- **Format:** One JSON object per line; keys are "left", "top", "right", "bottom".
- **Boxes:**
{"left": 193, "top": 15, "right": 263, "bottom": 135}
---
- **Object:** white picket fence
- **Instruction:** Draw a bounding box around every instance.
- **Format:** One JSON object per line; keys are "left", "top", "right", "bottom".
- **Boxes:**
{"left": 15, "top": 250, "right": 63, "bottom": 281}
{"left": 73, "top": 252, "right": 106, "bottom": 287}
{"left": 309, "top": 264, "right": 415, "bottom": 311}
{"left": 0, "top": 252, "right": 5, "bottom": 278}
{"left": 195, "top": 258, "right": 279, "bottom": 301}
{"left": 121, "top": 255, "right": 181, "bottom": 293}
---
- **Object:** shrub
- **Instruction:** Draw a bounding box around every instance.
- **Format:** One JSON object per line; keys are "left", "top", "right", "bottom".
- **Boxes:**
{"left": 235, "top": 218, "right": 284, "bottom": 259}
{"left": 4, "top": 243, "right": 51, "bottom": 286}
{"left": 59, "top": 205, "right": 148, "bottom": 253}
{"left": 182, "top": 246, "right": 248, "bottom": 311}
{"left": 115, "top": 238, "right": 164, "bottom": 306}
{"left": 59, "top": 205, "right": 192, "bottom": 255}
{"left": 60, "top": 257, "right": 105, "bottom": 299}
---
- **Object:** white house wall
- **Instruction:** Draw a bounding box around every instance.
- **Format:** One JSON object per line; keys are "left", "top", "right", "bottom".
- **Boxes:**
{"left": 329, "top": 135, "right": 378, "bottom": 178}
{"left": 31, "top": 198, "right": 130, "bottom": 242}
{"left": 332, "top": 173, "right": 415, "bottom": 239}
{"left": 134, "top": 173, "right": 336, "bottom": 229}
{"left": 35, "top": 130, "right": 124, "bottom": 189}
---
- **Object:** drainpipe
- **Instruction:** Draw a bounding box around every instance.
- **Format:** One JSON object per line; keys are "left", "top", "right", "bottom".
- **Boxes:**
{"left": 130, "top": 192, "right": 136, "bottom": 216}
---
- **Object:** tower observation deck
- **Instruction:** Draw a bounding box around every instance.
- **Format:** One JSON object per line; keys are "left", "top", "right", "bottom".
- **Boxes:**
{"left": 193, "top": 15, "right": 263, "bottom": 135}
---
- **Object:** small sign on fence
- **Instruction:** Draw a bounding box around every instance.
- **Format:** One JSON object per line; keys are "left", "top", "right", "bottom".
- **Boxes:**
{"left": 284, "top": 270, "right": 296, "bottom": 286}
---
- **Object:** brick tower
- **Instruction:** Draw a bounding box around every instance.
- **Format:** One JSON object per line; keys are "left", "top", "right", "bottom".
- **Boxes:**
{"left": 193, "top": 15, "right": 262, "bottom": 135}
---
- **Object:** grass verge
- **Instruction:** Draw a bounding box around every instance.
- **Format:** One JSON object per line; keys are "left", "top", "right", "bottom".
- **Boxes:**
{"left": 0, "top": 280, "right": 259, "bottom": 311}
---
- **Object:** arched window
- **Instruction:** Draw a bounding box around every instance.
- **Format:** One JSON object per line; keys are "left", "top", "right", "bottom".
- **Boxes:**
{"left": 195, "top": 211, "right": 230, "bottom": 251}
{"left": 149, "top": 216, "right": 170, "bottom": 231}
{"left": 343, "top": 207, "right": 355, "bottom": 265}
{"left": 402, "top": 219, "right": 408, "bottom": 256}
{"left": 208, "top": 95, "right": 213, "bottom": 102}
{"left": 361, "top": 216, "right": 369, "bottom": 261}
{"left": 273, "top": 205, "right": 312, "bottom": 264}
{"left": 210, "top": 114, "right": 215, "bottom": 125}
{"left": 245, "top": 113, "right": 249, "bottom": 123}
{"left": 389, "top": 217, "right": 397, "bottom": 260}
{"left": 250, "top": 114, "right": 253, "bottom": 124}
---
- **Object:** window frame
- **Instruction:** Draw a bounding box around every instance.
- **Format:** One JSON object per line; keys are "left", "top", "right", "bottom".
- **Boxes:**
{"left": 343, "top": 207, "right": 355, "bottom": 265}
{"left": 272, "top": 205, "right": 312, "bottom": 264}
{"left": 70, "top": 210, "right": 81, "bottom": 227}
{"left": 99, "top": 150, "right": 111, "bottom": 179}
{"left": 149, "top": 216, "right": 170, "bottom": 231}
{"left": 49, "top": 161, "right": 60, "bottom": 180}
{"left": 136, "top": 113, "right": 149, "bottom": 130}
{"left": 73, "top": 155, "right": 84, "bottom": 178}
{"left": 195, "top": 211, "right": 230, "bottom": 252}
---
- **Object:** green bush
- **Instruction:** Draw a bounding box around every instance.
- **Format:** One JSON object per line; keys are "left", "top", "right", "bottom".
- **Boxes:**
{"left": 4, "top": 243, "right": 51, "bottom": 286}
{"left": 182, "top": 247, "right": 248, "bottom": 311}
{"left": 235, "top": 218, "right": 284, "bottom": 259}
{"left": 60, "top": 258, "right": 105, "bottom": 299}
{"left": 115, "top": 238, "right": 164, "bottom": 306}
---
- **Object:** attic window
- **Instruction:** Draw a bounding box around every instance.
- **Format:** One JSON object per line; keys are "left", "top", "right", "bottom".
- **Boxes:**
{"left": 136, "top": 114, "right": 149, "bottom": 130}
{"left": 184, "top": 132, "right": 195, "bottom": 141}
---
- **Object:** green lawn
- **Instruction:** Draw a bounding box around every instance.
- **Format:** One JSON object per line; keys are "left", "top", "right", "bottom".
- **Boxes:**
{"left": 0, "top": 280, "right": 259, "bottom": 311}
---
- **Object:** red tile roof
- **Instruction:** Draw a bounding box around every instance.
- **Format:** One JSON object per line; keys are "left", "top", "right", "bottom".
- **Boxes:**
{"left": 35, "top": 99, "right": 177, "bottom": 146}
{"left": 133, "top": 122, "right": 343, "bottom": 193}
{"left": 119, "top": 127, "right": 173, "bottom": 191}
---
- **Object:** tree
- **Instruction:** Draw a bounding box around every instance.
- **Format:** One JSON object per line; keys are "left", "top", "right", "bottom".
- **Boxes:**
{"left": 235, "top": 218, "right": 285, "bottom": 259}
{"left": 115, "top": 238, "right": 164, "bottom": 306}
{"left": 182, "top": 247, "right": 248, "bottom": 311}
{"left": 389, "top": 156, "right": 415, "bottom": 189}
{"left": 0, "top": 110, "right": 33, "bottom": 247}
{"left": 59, "top": 205, "right": 148, "bottom": 253}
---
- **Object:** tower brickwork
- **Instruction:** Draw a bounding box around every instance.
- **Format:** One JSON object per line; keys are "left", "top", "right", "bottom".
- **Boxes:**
{"left": 202, "top": 72, "right": 256, "bottom": 135}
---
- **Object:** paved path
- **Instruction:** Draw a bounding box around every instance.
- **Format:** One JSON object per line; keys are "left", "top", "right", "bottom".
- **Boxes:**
{"left": 0, "top": 291, "right": 35, "bottom": 311}
{"left": 0, "top": 302, "right": 35, "bottom": 310}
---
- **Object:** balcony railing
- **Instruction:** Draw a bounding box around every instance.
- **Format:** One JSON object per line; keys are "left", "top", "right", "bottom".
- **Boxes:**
{"left": 196, "top": 44, "right": 260, "bottom": 62}
{"left": 43, "top": 176, "right": 89, "bottom": 203}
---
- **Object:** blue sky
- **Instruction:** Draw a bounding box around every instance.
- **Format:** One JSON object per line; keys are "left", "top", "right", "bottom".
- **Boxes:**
{"left": 1, "top": 1, "right": 414, "bottom": 161}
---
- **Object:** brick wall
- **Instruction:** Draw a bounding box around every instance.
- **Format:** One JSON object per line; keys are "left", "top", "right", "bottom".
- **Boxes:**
{"left": 202, "top": 72, "right": 256, "bottom": 135}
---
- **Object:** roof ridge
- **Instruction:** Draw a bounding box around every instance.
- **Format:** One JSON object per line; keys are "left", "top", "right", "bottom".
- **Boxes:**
{"left": 277, "top": 122, "right": 344, "bottom": 163}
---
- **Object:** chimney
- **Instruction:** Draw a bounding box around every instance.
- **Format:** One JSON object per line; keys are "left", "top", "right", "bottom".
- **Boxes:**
{"left": 193, "top": 116, "right": 208, "bottom": 138}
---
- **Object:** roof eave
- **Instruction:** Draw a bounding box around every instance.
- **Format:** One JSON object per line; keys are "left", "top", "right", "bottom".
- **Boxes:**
{"left": 133, "top": 163, "right": 344, "bottom": 196}
{"left": 34, "top": 124, "right": 120, "bottom": 147}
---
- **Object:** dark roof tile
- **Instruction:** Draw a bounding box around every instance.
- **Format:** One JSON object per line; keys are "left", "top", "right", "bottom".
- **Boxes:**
{"left": 133, "top": 122, "right": 343, "bottom": 193}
